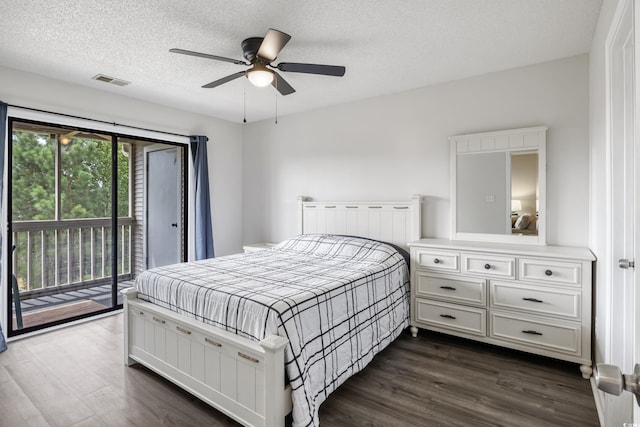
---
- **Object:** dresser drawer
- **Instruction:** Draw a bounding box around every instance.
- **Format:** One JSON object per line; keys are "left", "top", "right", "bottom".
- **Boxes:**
{"left": 519, "top": 258, "right": 582, "bottom": 286}
{"left": 412, "top": 248, "right": 459, "bottom": 272}
{"left": 462, "top": 253, "right": 515, "bottom": 279}
{"left": 490, "top": 281, "right": 580, "bottom": 320}
{"left": 490, "top": 312, "right": 580, "bottom": 355}
{"left": 414, "top": 299, "right": 486, "bottom": 336}
{"left": 415, "top": 273, "right": 486, "bottom": 305}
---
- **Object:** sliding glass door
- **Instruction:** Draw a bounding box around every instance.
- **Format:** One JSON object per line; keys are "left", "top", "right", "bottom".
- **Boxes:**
{"left": 7, "top": 119, "right": 186, "bottom": 336}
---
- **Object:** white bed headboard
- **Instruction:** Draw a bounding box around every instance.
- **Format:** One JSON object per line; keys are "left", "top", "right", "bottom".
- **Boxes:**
{"left": 297, "top": 195, "right": 422, "bottom": 249}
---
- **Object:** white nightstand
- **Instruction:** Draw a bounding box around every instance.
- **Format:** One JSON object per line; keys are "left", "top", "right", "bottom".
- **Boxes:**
{"left": 242, "top": 243, "right": 276, "bottom": 253}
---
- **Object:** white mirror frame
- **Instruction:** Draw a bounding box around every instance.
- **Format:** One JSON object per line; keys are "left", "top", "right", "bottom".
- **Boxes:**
{"left": 450, "top": 126, "right": 547, "bottom": 245}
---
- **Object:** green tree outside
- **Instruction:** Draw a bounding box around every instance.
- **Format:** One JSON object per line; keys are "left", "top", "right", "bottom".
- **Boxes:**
{"left": 12, "top": 130, "right": 129, "bottom": 221}
{"left": 11, "top": 128, "right": 131, "bottom": 291}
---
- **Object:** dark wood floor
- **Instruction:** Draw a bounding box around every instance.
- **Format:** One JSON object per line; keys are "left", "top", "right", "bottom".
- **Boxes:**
{"left": 0, "top": 314, "right": 599, "bottom": 426}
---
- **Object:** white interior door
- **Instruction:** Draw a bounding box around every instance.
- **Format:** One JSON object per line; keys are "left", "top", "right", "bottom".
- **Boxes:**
{"left": 145, "top": 146, "right": 181, "bottom": 269}
{"left": 634, "top": 1, "right": 640, "bottom": 422}
{"left": 604, "top": 0, "right": 638, "bottom": 424}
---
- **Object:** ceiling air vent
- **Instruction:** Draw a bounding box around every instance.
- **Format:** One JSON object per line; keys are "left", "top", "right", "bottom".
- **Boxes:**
{"left": 92, "top": 74, "right": 130, "bottom": 87}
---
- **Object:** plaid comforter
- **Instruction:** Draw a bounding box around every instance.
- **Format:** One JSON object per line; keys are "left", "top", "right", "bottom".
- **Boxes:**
{"left": 134, "top": 234, "right": 410, "bottom": 427}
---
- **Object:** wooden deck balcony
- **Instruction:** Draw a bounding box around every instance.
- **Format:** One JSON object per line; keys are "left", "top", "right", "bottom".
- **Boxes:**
{"left": 11, "top": 217, "right": 136, "bottom": 330}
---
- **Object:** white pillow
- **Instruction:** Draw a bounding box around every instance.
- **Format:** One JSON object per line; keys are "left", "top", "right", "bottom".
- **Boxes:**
{"left": 515, "top": 213, "right": 533, "bottom": 230}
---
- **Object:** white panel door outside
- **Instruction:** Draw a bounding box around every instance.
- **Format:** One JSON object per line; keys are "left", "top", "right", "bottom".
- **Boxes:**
{"left": 145, "top": 146, "right": 181, "bottom": 269}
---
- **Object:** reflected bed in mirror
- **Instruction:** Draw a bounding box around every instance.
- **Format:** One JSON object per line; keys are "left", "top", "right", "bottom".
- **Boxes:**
{"left": 450, "top": 126, "right": 547, "bottom": 245}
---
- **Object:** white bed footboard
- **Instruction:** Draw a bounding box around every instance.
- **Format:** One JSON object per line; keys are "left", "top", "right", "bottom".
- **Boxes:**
{"left": 122, "top": 287, "right": 291, "bottom": 427}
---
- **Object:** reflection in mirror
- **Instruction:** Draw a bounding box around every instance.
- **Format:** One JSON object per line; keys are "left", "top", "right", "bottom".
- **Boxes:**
{"left": 450, "top": 126, "right": 546, "bottom": 245}
{"left": 511, "top": 152, "right": 538, "bottom": 236}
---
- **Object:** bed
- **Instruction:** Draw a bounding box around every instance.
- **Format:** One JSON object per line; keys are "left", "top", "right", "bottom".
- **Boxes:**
{"left": 122, "top": 195, "right": 422, "bottom": 427}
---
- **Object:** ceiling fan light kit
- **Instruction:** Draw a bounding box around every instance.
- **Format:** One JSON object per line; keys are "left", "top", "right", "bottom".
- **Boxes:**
{"left": 171, "top": 28, "right": 345, "bottom": 96}
{"left": 247, "top": 63, "right": 274, "bottom": 87}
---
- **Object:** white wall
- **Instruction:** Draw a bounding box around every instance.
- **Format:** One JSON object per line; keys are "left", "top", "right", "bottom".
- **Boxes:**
{"left": 590, "top": 0, "right": 617, "bottom": 364}
{"left": 243, "top": 55, "right": 590, "bottom": 248}
{"left": 0, "top": 65, "right": 244, "bottom": 256}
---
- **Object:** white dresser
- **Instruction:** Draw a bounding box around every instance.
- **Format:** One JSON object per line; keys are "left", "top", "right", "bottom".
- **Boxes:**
{"left": 409, "top": 239, "right": 595, "bottom": 378}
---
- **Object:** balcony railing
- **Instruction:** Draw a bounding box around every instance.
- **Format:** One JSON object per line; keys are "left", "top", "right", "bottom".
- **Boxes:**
{"left": 12, "top": 218, "right": 134, "bottom": 297}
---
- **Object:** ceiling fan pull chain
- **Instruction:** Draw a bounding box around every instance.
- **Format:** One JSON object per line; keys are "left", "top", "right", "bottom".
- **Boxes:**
{"left": 275, "top": 79, "right": 278, "bottom": 125}
{"left": 243, "top": 78, "right": 247, "bottom": 123}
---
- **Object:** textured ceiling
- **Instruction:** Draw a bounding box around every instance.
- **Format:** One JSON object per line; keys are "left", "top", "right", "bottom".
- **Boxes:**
{"left": 0, "top": 0, "right": 602, "bottom": 123}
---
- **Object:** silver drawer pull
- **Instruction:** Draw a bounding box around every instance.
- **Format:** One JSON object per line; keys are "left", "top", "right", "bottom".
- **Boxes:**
{"left": 205, "top": 337, "right": 222, "bottom": 347}
{"left": 324, "top": 205, "right": 336, "bottom": 208}
{"left": 138, "top": 311, "right": 144, "bottom": 316}
{"left": 238, "top": 352, "right": 260, "bottom": 364}
{"left": 393, "top": 206, "right": 408, "bottom": 209}
{"left": 440, "top": 286, "right": 457, "bottom": 291}
{"left": 306, "top": 205, "right": 316, "bottom": 208}
{"left": 522, "top": 297, "right": 544, "bottom": 303}
{"left": 522, "top": 330, "right": 543, "bottom": 336}
{"left": 484, "top": 263, "right": 491, "bottom": 270}
{"left": 433, "top": 258, "right": 440, "bottom": 264}
{"left": 345, "top": 206, "right": 358, "bottom": 209}
{"left": 545, "top": 269, "right": 553, "bottom": 276}
{"left": 152, "top": 316, "right": 166, "bottom": 324}
{"left": 368, "top": 206, "right": 382, "bottom": 209}
{"left": 440, "top": 314, "right": 457, "bottom": 320}
{"left": 176, "top": 326, "right": 192, "bottom": 335}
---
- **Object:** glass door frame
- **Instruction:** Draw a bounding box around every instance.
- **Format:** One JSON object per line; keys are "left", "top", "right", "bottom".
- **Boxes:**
{"left": 5, "top": 116, "right": 189, "bottom": 337}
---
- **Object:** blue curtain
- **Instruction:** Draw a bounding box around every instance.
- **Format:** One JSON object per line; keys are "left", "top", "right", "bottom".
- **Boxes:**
{"left": 0, "top": 101, "right": 7, "bottom": 352}
{"left": 190, "top": 136, "right": 214, "bottom": 260}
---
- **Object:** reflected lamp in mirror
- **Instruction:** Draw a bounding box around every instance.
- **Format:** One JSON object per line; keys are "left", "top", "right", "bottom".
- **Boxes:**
{"left": 511, "top": 199, "right": 522, "bottom": 215}
{"left": 450, "top": 126, "right": 547, "bottom": 245}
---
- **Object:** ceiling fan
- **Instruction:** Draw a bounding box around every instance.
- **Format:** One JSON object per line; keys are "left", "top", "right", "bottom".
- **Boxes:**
{"left": 170, "top": 28, "right": 346, "bottom": 96}
{"left": 56, "top": 130, "right": 110, "bottom": 145}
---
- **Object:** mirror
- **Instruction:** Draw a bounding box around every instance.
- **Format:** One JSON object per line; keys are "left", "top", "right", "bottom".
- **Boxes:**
{"left": 450, "top": 126, "right": 547, "bottom": 245}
